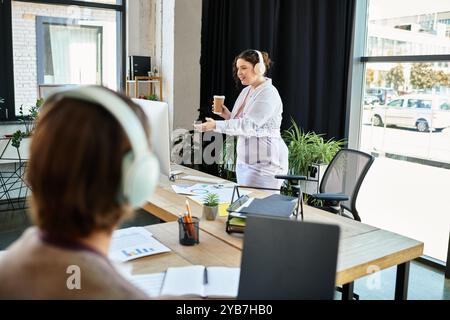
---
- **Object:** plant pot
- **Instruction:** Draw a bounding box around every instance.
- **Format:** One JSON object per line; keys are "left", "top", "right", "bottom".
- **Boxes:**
{"left": 298, "top": 163, "right": 328, "bottom": 195}
{"left": 202, "top": 205, "right": 218, "bottom": 221}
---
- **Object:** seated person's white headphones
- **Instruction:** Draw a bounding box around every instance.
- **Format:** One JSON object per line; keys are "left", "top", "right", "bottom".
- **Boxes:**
{"left": 253, "top": 50, "right": 266, "bottom": 76}
{"left": 47, "top": 85, "right": 160, "bottom": 208}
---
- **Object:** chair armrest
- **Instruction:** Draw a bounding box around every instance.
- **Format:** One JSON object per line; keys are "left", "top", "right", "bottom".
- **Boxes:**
{"left": 311, "top": 193, "right": 349, "bottom": 202}
{"left": 275, "top": 175, "right": 307, "bottom": 181}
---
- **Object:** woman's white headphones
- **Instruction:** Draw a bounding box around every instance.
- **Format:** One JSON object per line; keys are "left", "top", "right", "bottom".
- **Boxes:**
{"left": 253, "top": 50, "right": 266, "bottom": 76}
{"left": 48, "top": 85, "right": 160, "bottom": 208}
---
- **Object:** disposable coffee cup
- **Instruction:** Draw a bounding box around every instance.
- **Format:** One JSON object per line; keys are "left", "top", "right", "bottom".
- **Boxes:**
{"left": 213, "top": 95, "right": 225, "bottom": 114}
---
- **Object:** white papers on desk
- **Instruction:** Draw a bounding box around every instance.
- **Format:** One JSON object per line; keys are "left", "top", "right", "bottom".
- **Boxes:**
{"left": 171, "top": 183, "right": 222, "bottom": 196}
{"left": 126, "top": 272, "right": 166, "bottom": 298}
{"left": 189, "top": 187, "right": 251, "bottom": 205}
{"left": 109, "top": 227, "right": 171, "bottom": 262}
{"left": 171, "top": 184, "right": 198, "bottom": 195}
{"left": 127, "top": 266, "right": 240, "bottom": 298}
{"left": 172, "top": 183, "right": 251, "bottom": 204}
{"left": 160, "top": 265, "right": 240, "bottom": 298}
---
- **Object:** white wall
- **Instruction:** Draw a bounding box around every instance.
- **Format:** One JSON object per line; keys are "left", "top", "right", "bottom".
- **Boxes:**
{"left": 152, "top": 0, "right": 201, "bottom": 132}
{"left": 173, "top": 0, "right": 202, "bottom": 130}
{"left": 157, "top": 0, "right": 175, "bottom": 132}
{"left": 127, "top": 0, "right": 154, "bottom": 58}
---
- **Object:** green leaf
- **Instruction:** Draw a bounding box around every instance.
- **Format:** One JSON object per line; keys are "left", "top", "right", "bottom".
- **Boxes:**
{"left": 203, "top": 192, "right": 219, "bottom": 207}
{"left": 282, "top": 118, "right": 346, "bottom": 176}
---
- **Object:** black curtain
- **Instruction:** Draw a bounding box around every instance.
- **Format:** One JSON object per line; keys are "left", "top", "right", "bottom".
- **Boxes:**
{"left": 200, "top": 0, "right": 355, "bottom": 140}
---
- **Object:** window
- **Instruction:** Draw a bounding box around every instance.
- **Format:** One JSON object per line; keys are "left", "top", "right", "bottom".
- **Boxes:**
{"left": 440, "top": 100, "right": 450, "bottom": 110}
{"left": 351, "top": 0, "right": 450, "bottom": 264}
{"left": 0, "top": 0, "right": 125, "bottom": 119}
{"left": 388, "top": 99, "right": 403, "bottom": 107}
{"left": 37, "top": 17, "right": 103, "bottom": 86}
{"left": 418, "top": 100, "right": 432, "bottom": 109}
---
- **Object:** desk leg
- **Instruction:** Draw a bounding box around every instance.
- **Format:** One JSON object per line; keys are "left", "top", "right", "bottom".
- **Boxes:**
{"left": 341, "top": 282, "right": 354, "bottom": 300}
{"left": 395, "top": 262, "right": 410, "bottom": 300}
{"left": 445, "top": 231, "right": 450, "bottom": 279}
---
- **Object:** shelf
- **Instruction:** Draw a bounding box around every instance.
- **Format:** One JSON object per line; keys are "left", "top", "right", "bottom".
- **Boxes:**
{"left": 126, "top": 76, "right": 163, "bottom": 101}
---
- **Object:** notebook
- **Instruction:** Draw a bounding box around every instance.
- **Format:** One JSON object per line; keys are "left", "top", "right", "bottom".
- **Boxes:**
{"left": 160, "top": 265, "right": 240, "bottom": 298}
{"left": 238, "top": 215, "right": 340, "bottom": 300}
{"left": 230, "top": 194, "right": 297, "bottom": 219}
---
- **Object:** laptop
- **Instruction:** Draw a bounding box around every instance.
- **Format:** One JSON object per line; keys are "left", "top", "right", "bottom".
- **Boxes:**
{"left": 237, "top": 215, "right": 340, "bottom": 300}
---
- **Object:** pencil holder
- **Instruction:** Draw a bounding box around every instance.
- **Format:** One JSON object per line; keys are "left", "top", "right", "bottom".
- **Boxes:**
{"left": 178, "top": 216, "right": 200, "bottom": 246}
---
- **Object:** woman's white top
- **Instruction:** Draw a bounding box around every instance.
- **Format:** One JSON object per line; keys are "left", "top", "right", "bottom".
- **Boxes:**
{"left": 214, "top": 78, "right": 288, "bottom": 188}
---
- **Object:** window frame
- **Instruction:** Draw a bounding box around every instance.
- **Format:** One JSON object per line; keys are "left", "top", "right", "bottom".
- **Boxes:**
{"left": 0, "top": 0, "right": 15, "bottom": 121}
{"left": 0, "top": 0, "right": 126, "bottom": 121}
{"left": 346, "top": 0, "right": 450, "bottom": 270}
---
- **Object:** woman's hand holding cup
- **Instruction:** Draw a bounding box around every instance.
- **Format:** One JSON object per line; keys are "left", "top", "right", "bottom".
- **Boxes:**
{"left": 211, "top": 96, "right": 231, "bottom": 120}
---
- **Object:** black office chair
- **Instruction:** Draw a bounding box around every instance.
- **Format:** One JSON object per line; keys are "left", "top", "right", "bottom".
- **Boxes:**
{"left": 309, "top": 149, "right": 375, "bottom": 222}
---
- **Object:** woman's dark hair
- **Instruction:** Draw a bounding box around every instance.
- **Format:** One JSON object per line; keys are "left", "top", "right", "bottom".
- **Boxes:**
{"left": 27, "top": 87, "right": 151, "bottom": 240}
{"left": 232, "top": 49, "right": 272, "bottom": 85}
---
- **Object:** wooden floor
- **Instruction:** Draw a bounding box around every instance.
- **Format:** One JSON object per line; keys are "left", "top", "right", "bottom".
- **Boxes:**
{"left": 0, "top": 209, "right": 448, "bottom": 300}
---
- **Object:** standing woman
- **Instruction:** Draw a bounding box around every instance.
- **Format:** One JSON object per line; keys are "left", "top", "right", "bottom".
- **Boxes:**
{"left": 196, "top": 49, "right": 288, "bottom": 189}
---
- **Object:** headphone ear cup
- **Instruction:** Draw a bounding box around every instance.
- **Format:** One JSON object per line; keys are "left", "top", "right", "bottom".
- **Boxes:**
{"left": 121, "top": 151, "right": 160, "bottom": 208}
{"left": 254, "top": 62, "right": 262, "bottom": 75}
{"left": 253, "top": 62, "right": 266, "bottom": 76}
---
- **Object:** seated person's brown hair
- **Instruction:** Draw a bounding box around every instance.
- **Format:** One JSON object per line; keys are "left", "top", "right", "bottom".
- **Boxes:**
{"left": 27, "top": 88, "right": 150, "bottom": 240}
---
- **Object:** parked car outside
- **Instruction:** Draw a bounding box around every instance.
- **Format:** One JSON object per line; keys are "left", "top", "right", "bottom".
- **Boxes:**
{"left": 364, "top": 95, "right": 380, "bottom": 106}
{"left": 371, "top": 94, "right": 450, "bottom": 132}
{"left": 365, "top": 87, "right": 397, "bottom": 105}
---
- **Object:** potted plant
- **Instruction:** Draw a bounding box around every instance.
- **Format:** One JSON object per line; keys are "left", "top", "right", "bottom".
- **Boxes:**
{"left": 11, "top": 98, "right": 43, "bottom": 149}
{"left": 282, "top": 118, "right": 345, "bottom": 196}
{"left": 202, "top": 193, "right": 220, "bottom": 221}
{"left": 218, "top": 136, "right": 237, "bottom": 182}
{"left": 147, "top": 94, "right": 159, "bottom": 101}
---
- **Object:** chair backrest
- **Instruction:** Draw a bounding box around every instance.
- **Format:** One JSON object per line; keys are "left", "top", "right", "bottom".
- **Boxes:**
{"left": 238, "top": 215, "right": 340, "bottom": 300}
{"left": 319, "top": 149, "right": 374, "bottom": 221}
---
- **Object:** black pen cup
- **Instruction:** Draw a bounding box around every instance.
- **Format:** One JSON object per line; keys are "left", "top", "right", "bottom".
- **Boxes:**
{"left": 178, "top": 216, "right": 200, "bottom": 246}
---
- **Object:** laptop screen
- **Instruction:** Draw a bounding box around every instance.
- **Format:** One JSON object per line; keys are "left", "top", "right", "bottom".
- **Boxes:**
{"left": 238, "top": 215, "right": 340, "bottom": 300}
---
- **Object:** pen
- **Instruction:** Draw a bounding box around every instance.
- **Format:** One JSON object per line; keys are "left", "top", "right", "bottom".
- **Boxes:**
{"left": 185, "top": 200, "right": 193, "bottom": 221}
{"left": 180, "top": 215, "right": 191, "bottom": 238}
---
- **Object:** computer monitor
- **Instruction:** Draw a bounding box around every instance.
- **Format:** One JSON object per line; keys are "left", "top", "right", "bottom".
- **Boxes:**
{"left": 133, "top": 99, "right": 171, "bottom": 177}
{"left": 238, "top": 215, "right": 340, "bottom": 300}
{"left": 128, "top": 56, "right": 151, "bottom": 80}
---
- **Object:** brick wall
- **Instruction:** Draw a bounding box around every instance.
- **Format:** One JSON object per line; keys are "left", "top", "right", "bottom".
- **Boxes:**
{"left": 11, "top": 2, "right": 115, "bottom": 115}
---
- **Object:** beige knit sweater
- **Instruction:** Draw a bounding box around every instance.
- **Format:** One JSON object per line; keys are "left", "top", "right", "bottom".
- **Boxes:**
{"left": 0, "top": 227, "right": 148, "bottom": 299}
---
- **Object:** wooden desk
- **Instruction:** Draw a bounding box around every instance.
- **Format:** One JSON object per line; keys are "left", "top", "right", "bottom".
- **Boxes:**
{"left": 139, "top": 165, "right": 424, "bottom": 300}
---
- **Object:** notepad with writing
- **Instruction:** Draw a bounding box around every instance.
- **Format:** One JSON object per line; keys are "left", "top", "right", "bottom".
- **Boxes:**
{"left": 160, "top": 265, "right": 240, "bottom": 298}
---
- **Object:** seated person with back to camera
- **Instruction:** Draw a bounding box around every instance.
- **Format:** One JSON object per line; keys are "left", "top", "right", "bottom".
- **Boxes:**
{"left": 0, "top": 86, "right": 162, "bottom": 299}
